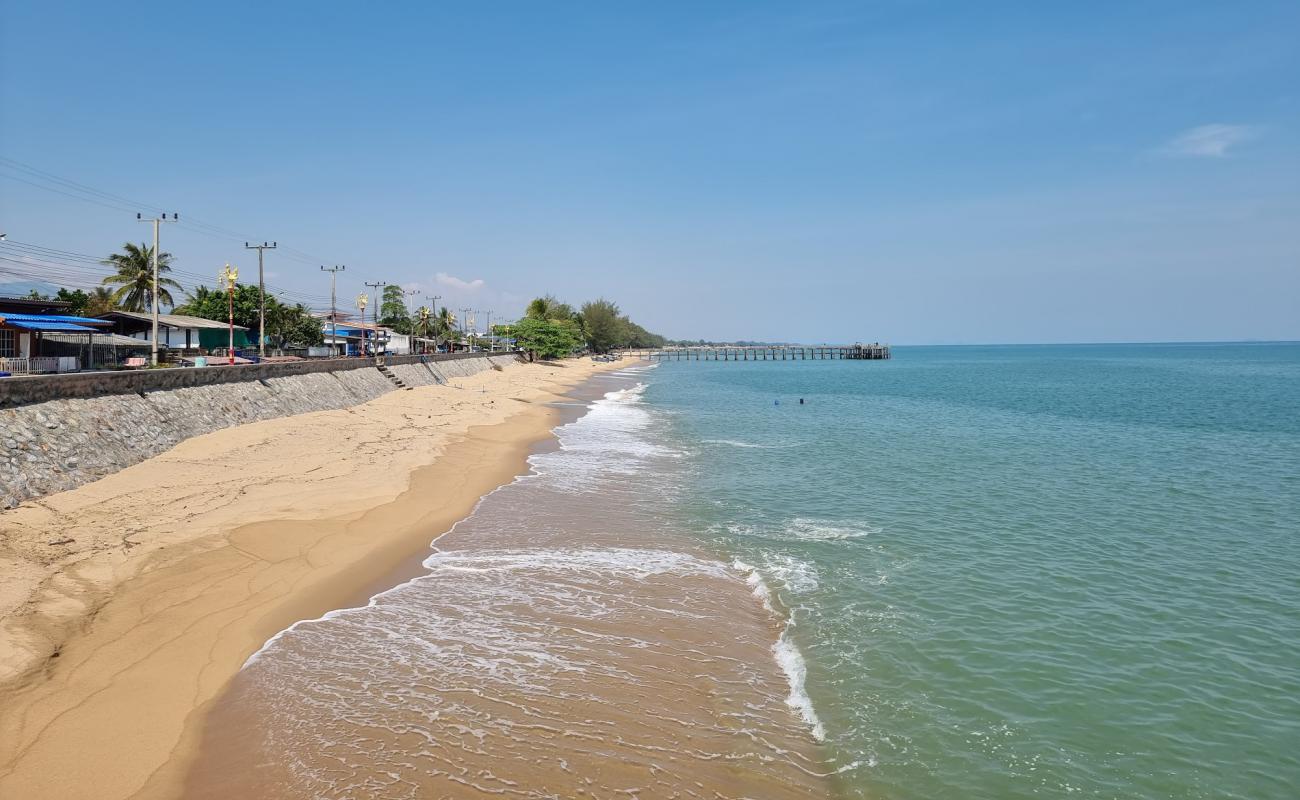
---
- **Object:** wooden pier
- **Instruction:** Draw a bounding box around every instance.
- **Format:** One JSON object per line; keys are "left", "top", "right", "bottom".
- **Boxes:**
{"left": 620, "top": 343, "right": 890, "bottom": 361}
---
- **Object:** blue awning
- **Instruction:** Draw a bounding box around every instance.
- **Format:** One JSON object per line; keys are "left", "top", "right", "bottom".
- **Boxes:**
{"left": 4, "top": 320, "right": 98, "bottom": 332}
{"left": 0, "top": 312, "right": 113, "bottom": 326}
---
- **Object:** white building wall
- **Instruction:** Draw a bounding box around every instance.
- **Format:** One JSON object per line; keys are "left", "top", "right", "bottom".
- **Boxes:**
{"left": 385, "top": 332, "right": 411, "bottom": 354}
{"left": 131, "top": 327, "right": 200, "bottom": 348}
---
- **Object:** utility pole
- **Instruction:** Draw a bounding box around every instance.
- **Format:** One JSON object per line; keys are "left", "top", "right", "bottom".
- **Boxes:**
{"left": 137, "top": 212, "right": 178, "bottom": 366}
{"left": 400, "top": 287, "right": 419, "bottom": 355}
{"left": 424, "top": 294, "right": 441, "bottom": 354}
{"left": 321, "top": 265, "right": 345, "bottom": 356}
{"left": 460, "top": 307, "right": 474, "bottom": 352}
{"left": 365, "top": 281, "right": 387, "bottom": 363}
{"left": 244, "top": 241, "right": 277, "bottom": 358}
{"left": 482, "top": 309, "right": 493, "bottom": 351}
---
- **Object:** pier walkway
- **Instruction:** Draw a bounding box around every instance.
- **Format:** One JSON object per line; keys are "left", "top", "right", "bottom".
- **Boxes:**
{"left": 620, "top": 344, "right": 890, "bottom": 361}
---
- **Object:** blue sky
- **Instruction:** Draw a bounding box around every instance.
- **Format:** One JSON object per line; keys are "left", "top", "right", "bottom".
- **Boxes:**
{"left": 1, "top": 1, "right": 1297, "bottom": 344}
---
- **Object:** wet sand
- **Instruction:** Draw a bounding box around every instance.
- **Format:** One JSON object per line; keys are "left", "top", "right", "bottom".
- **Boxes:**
{"left": 180, "top": 368, "right": 833, "bottom": 798}
{"left": 0, "top": 357, "right": 623, "bottom": 799}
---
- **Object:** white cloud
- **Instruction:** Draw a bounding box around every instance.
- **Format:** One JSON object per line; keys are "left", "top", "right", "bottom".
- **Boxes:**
{"left": 434, "top": 272, "right": 485, "bottom": 291}
{"left": 1160, "top": 124, "right": 1257, "bottom": 158}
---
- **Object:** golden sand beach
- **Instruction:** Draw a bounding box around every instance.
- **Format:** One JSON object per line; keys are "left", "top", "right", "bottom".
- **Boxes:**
{"left": 0, "top": 358, "right": 625, "bottom": 797}
{"left": 0, "top": 356, "right": 829, "bottom": 799}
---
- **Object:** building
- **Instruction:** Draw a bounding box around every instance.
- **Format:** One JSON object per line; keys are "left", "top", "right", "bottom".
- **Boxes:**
{"left": 96, "top": 311, "right": 249, "bottom": 353}
{"left": 382, "top": 329, "right": 412, "bottom": 355}
{"left": 315, "top": 312, "right": 387, "bottom": 356}
{"left": 0, "top": 310, "right": 117, "bottom": 373}
{"left": 0, "top": 296, "right": 75, "bottom": 315}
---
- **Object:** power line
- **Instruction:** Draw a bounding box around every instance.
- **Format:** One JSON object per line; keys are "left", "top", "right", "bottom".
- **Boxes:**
{"left": 0, "top": 238, "right": 334, "bottom": 314}
{"left": 0, "top": 156, "right": 154, "bottom": 210}
{"left": 2, "top": 236, "right": 333, "bottom": 302}
{"left": 0, "top": 171, "right": 141, "bottom": 215}
{"left": 0, "top": 157, "right": 338, "bottom": 269}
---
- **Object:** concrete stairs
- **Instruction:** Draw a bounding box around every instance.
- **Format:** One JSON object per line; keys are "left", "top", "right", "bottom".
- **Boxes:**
{"left": 376, "top": 364, "right": 412, "bottom": 391}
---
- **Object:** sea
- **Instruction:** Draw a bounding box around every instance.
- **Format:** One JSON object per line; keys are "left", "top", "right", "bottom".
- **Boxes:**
{"left": 189, "top": 342, "right": 1299, "bottom": 799}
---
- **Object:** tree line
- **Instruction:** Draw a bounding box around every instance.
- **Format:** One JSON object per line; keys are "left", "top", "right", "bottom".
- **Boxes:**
{"left": 356, "top": 287, "right": 665, "bottom": 359}
{"left": 24, "top": 242, "right": 664, "bottom": 357}
{"left": 510, "top": 295, "right": 665, "bottom": 359}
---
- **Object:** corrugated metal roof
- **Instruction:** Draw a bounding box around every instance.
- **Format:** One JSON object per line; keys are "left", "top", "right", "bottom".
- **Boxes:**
{"left": 4, "top": 320, "right": 98, "bottom": 332}
{"left": 43, "top": 332, "right": 154, "bottom": 347}
{"left": 97, "top": 311, "right": 247, "bottom": 330}
{"left": 0, "top": 312, "right": 113, "bottom": 326}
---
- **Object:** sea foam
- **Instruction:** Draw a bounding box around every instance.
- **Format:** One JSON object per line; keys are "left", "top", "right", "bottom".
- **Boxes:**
{"left": 734, "top": 559, "right": 827, "bottom": 741}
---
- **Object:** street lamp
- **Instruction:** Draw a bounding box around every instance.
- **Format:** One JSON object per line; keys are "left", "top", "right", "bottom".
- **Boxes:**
{"left": 219, "top": 263, "right": 239, "bottom": 365}
{"left": 416, "top": 306, "right": 431, "bottom": 354}
{"left": 356, "top": 293, "right": 369, "bottom": 357}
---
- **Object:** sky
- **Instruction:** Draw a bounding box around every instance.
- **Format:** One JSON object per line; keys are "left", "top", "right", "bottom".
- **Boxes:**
{"left": 1, "top": 0, "right": 1297, "bottom": 344}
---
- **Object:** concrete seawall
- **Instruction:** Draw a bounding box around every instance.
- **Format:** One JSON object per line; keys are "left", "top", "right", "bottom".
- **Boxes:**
{"left": 0, "top": 353, "right": 523, "bottom": 508}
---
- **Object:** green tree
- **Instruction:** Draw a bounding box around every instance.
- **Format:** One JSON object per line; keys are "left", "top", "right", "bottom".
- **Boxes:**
{"left": 412, "top": 305, "right": 432, "bottom": 338}
{"left": 379, "top": 284, "right": 412, "bottom": 334}
{"left": 84, "top": 287, "right": 119, "bottom": 316}
{"left": 512, "top": 317, "right": 580, "bottom": 360}
{"left": 433, "top": 306, "right": 457, "bottom": 350}
{"left": 54, "top": 288, "right": 90, "bottom": 315}
{"left": 621, "top": 318, "right": 665, "bottom": 348}
{"left": 176, "top": 285, "right": 323, "bottom": 348}
{"left": 525, "top": 295, "right": 559, "bottom": 321}
{"left": 101, "top": 242, "right": 182, "bottom": 312}
{"left": 525, "top": 295, "right": 579, "bottom": 323}
{"left": 174, "top": 284, "right": 264, "bottom": 328}
{"left": 579, "top": 298, "right": 623, "bottom": 353}
{"left": 266, "top": 301, "right": 325, "bottom": 348}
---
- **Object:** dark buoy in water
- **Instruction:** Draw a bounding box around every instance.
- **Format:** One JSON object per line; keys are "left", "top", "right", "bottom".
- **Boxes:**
{"left": 799, "top": 398, "right": 805, "bottom": 405}
{"left": 774, "top": 400, "right": 780, "bottom": 406}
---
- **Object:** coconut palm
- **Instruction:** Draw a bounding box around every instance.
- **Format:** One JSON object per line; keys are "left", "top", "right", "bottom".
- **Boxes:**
{"left": 433, "top": 306, "right": 457, "bottom": 351}
{"left": 84, "top": 286, "right": 119, "bottom": 316}
{"left": 525, "top": 294, "right": 577, "bottom": 323}
{"left": 101, "top": 242, "right": 182, "bottom": 312}
{"left": 411, "top": 306, "right": 433, "bottom": 352}
{"left": 525, "top": 295, "right": 557, "bottom": 321}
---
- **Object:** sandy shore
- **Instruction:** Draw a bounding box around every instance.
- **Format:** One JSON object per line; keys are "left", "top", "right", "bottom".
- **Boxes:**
{"left": 0, "top": 356, "right": 622, "bottom": 800}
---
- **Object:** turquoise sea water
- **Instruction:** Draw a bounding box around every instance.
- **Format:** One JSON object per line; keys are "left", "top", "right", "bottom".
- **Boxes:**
{"left": 645, "top": 343, "right": 1300, "bottom": 800}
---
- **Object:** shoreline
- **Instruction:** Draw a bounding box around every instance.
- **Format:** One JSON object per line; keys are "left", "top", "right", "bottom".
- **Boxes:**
{"left": 0, "top": 357, "right": 625, "bottom": 800}
{"left": 178, "top": 367, "right": 835, "bottom": 798}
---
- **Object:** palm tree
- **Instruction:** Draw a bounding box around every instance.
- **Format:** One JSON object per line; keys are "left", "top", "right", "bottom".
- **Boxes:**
{"left": 525, "top": 295, "right": 557, "bottom": 321}
{"left": 84, "top": 286, "right": 119, "bottom": 316}
{"left": 433, "top": 306, "right": 456, "bottom": 351}
{"left": 412, "top": 306, "right": 433, "bottom": 352}
{"left": 101, "top": 242, "right": 182, "bottom": 312}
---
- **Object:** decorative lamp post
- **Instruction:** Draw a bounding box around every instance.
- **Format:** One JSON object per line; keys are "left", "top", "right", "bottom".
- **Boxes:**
{"left": 356, "top": 293, "right": 369, "bottom": 357}
{"left": 219, "top": 263, "right": 239, "bottom": 365}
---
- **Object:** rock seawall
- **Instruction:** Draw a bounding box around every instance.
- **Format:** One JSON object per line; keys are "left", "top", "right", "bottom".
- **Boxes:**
{"left": 0, "top": 354, "right": 521, "bottom": 508}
